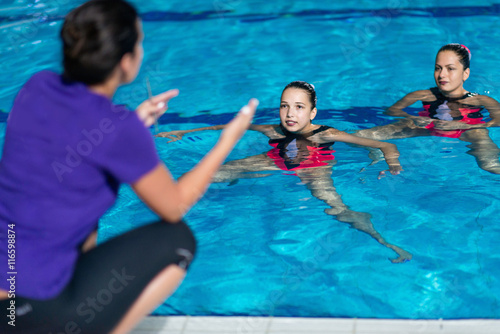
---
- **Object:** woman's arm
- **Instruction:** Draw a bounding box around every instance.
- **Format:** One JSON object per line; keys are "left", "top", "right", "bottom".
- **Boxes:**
{"left": 432, "top": 95, "right": 500, "bottom": 130}
{"left": 322, "top": 129, "right": 403, "bottom": 174}
{"left": 480, "top": 95, "right": 500, "bottom": 127}
{"left": 248, "top": 124, "right": 282, "bottom": 138}
{"left": 132, "top": 99, "right": 258, "bottom": 222}
{"left": 156, "top": 123, "right": 277, "bottom": 142}
{"left": 385, "top": 89, "right": 433, "bottom": 117}
{"left": 156, "top": 125, "right": 226, "bottom": 142}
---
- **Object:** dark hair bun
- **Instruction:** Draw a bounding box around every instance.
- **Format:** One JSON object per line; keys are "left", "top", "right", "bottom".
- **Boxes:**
{"left": 61, "top": 0, "right": 139, "bottom": 85}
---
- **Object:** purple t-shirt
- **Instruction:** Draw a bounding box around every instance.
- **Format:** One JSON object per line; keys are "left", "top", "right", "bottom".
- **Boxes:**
{"left": 0, "top": 71, "right": 159, "bottom": 299}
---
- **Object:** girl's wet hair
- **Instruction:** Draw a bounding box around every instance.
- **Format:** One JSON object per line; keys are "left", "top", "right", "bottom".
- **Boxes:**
{"left": 61, "top": 0, "right": 139, "bottom": 85}
{"left": 437, "top": 44, "right": 471, "bottom": 70}
{"left": 283, "top": 81, "right": 317, "bottom": 109}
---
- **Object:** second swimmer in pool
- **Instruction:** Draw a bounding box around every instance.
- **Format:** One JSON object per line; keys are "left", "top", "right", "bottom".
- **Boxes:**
{"left": 158, "top": 81, "right": 411, "bottom": 263}
{"left": 354, "top": 43, "right": 500, "bottom": 174}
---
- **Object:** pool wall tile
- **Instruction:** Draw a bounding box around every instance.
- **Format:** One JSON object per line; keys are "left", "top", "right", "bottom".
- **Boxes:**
{"left": 184, "top": 316, "right": 270, "bottom": 333}
{"left": 355, "top": 319, "right": 442, "bottom": 333}
{"left": 269, "top": 317, "right": 354, "bottom": 332}
{"left": 131, "top": 317, "right": 500, "bottom": 334}
{"left": 443, "top": 320, "right": 500, "bottom": 334}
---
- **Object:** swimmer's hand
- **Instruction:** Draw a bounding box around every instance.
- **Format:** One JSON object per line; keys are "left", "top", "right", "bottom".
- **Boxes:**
{"left": 136, "top": 89, "right": 179, "bottom": 127}
{"left": 388, "top": 164, "right": 403, "bottom": 175}
{"left": 156, "top": 130, "right": 186, "bottom": 143}
{"left": 409, "top": 116, "right": 433, "bottom": 127}
{"left": 389, "top": 247, "right": 412, "bottom": 264}
{"left": 219, "top": 98, "right": 258, "bottom": 143}
{"left": 432, "top": 120, "right": 473, "bottom": 130}
{"left": 378, "top": 164, "right": 403, "bottom": 179}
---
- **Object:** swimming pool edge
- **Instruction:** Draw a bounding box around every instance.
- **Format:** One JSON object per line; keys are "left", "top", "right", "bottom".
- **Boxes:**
{"left": 131, "top": 315, "right": 500, "bottom": 333}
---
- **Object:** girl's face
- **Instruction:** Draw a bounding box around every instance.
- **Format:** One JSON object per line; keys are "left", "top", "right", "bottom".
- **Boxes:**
{"left": 434, "top": 50, "right": 470, "bottom": 96}
{"left": 280, "top": 88, "right": 317, "bottom": 134}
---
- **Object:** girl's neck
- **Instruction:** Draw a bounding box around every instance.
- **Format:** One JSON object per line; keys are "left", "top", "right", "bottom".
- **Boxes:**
{"left": 281, "top": 123, "right": 319, "bottom": 136}
{"left": 439, "top": 87, "right": 467, "bottom": 99}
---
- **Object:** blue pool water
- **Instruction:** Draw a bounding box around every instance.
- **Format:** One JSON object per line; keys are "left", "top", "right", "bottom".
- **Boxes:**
{"left": 1, "top": 0, "right": 500, "bottom": 319}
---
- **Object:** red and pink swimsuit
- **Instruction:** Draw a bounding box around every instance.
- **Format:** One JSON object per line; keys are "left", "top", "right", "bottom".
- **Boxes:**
{"left": 267, "top": 125, "right": 335, "bottom": 171}
{"left": 419, "top": 88, "right": 484, "bottom": 138}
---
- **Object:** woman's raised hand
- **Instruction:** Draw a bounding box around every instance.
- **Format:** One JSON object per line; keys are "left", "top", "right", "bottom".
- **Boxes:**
{"left": 219, "top": 98, "right": 258, "bottom": 144}
{"left": 136, "top": 89, "right": 179, "bottom": 127}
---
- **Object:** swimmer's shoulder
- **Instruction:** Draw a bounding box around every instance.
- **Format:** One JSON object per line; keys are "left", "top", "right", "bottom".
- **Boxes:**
{"left": 411, "top": 89, "right": 436, "bottom": 103}
{"left": 315, "top": 125, "right": 337, "bottom": 134}
{"left": 462, "top": 93, "right": 500, "bottom": 108}
{"left": 249, "top": 124, "right": 274, "bottom": 131}
{"left": 249, "top": 124, "right": 284, "bottom": 139}
{"left": 316, "top": 126, "right": 345, "bottom": 142}
{"left": 391, "top": 89, "right": 435, "bottom": 108}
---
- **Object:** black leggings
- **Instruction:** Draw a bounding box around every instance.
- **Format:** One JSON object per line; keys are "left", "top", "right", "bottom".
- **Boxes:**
{"left": 1, "top": 220, "right": 196, "bottom": 334}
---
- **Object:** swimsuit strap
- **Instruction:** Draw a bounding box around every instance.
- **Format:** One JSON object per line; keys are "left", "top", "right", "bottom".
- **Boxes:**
{"left": 279, "top": 124, "right": 330, "bottom": 138}
{"left": 464, "top": 91, "right": 478, "bottom": 98}
{"left": 276, "top": 124, "right": 334, "bottom": 147}
{"left": 430, "top": 87, "right": 476, "bottom": 101}
{"left": 302, "top": 125, "right": 335, "bottom": 147}
{"left": 309, "top": 125, "right": 330, "bottom": 136}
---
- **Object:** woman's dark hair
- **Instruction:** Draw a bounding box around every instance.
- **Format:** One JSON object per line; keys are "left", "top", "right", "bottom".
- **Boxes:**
{"left": 282, "top": 81, "right": 317, "bottom": 109}
{"left": 61, "top": 0, "right": 139, "bottom": 85}
{"left": 437, "top": 44, "right": 471, "bottom": 70}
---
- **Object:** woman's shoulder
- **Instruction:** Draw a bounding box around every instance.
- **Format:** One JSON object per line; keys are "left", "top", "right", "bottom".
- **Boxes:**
{"left": 395, "top": 89, "right": 435, "bottom": 104}
{"left": 20, "top": 70, "right": 58, "bottom": 90}
{"left": 402, "top": 88, "right": 433, "bottom": 96}
{"left": 463, "top": 93, "right": 500, "bottom": 107}
{"left": 31, "top": 70, "right": 58, "bottom": 80}
{"left": 249, "top": 123, "right": 284, "bottom": 139}
{"left": 249, "top": 124, "right": 278, "bottom": 131}
{"left": 315, "top": 125, "right": 343, "bottom": 137}
{"left": 413, "top": 89, "right": 436, "bottom": 101}
{"left": 316, "top": 124, "right": 335, "bottom": 132}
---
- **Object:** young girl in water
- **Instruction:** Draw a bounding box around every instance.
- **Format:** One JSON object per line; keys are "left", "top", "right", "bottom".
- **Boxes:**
{"left": 0, "top": 1, "right": 256, "bottom": 333}
{"left": 355, "top": 43, "right": 500, "bottom": 174}
{"left": 158, "top": 81, "right": 412, "bottom": 263}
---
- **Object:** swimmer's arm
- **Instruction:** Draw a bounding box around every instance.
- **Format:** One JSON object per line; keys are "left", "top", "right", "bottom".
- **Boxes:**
{"left": 385, "top": 90, "right": 432, "bottom": 117}
{"left": 248, "top": 124, "right": 282, "bottom": 138}
{"left": 157, "top": 124, "right": 277, "bottom": 143}
{"left": 156, "top": 125, "right": 226, "bottom": 142}
{"left": 133, "top": 100, "right": 257, "bottom": 222}
{"left": 322, "top": 129, "right": 402, "bottom": 174}
{"left": 433, "top": 95, "right": 500, "bottom": 130}
{"left": 478, "top": 95, "right": 500, "bottom": 127}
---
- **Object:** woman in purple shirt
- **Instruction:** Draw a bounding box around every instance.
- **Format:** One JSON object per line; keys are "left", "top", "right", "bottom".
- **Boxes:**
{"left": 0, "top": 0, "right": 257, "bottom": 333}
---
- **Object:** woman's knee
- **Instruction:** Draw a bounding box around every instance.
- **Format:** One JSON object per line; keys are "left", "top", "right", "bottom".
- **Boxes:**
{"left": 155, "top": 220, "right": 197, "bottom": 270}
